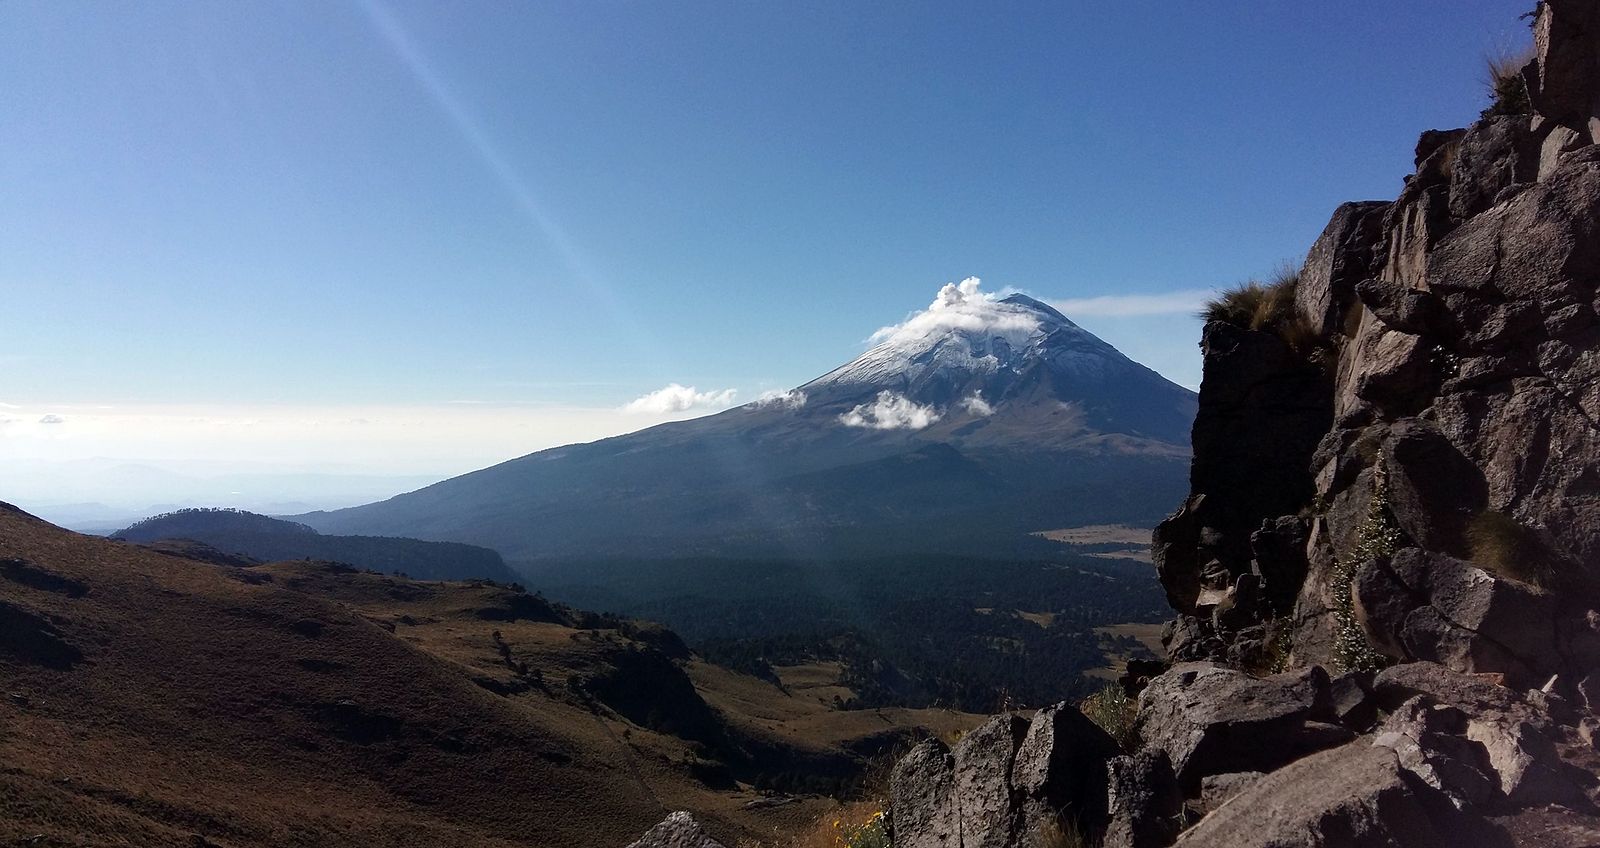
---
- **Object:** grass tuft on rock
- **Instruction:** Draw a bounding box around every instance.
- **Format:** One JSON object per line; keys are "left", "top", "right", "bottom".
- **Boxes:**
{"left": 1482, "top": 48, "right": 1534, "bottom": 118}
{"left": 1466, "top": 510, "right": 1554, "bottom": 589}
{"left": 1035, "top": 816, "right": 1090, "bottom": 848}
{"left": 1200, "top": 267, "right": 1322, "bottom": 357}
{"left": 1079, "top": 682, "right": 1137, "bottom": 751}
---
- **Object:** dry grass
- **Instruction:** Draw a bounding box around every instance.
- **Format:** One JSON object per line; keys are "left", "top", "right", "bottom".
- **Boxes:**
{"left": 1200, "top": 267, "right": 1321, "bottom": 357}
{"left": 1466, "top": 510, "right": 1553, "bottom": 589}
{"left": 1483, "top": 47, "right": 1534, "bottom": 117}
{"left": 786, "top": 802, "right": 886, "bottom": 848}
{"left": 0, "top": 502, "right": 970, "bottom": 848}
{"left": 1034, "top": 816, "right": 1090, "bottom": 848}
{"left": 1079, "top": 682, "right": 1137, "bottom": 751}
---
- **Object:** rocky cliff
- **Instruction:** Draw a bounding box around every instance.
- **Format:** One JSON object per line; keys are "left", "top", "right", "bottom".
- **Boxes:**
{"left": 627, "top": 4, "right": 1600, "bottom": 846}
{"left": 1156, "top": 0, "right": 1600, "bottom": 703}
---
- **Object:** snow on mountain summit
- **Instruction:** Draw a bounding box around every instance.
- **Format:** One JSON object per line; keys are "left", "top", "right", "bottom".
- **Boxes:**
{"left": 803, "top": 278, "right": 1128, "bottom": 395}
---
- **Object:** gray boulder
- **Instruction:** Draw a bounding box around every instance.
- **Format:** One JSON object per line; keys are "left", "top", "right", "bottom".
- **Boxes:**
{"left": 1372, "top": 696, "right": 1497, "bottom": 809}
{"left": 1295, "top": 200, "right": 1390, "bottom": 337}
{"left": 624, "top": 812, "right": 728, "bottom": 848}
{"left": 888, "top": 738, "right": 959, "bottom": 848}
{"left": 1368, "top": 662, "right": 1588, "bottom": 809}
{"left": 1379, "top": 421, "right": 1487, "bottom": 557}
{"left": 889, "top": 705, "right": 1120, "bottom": 848}
{"left": 952, "top": 714, "right": 1030, "bottom": 848}
{"left": 1353, "top": 549, "right": 1558, "bottom": 688}
{"left": 1135, "top": 663, "right": 1351, "bottom": 792}
{"left": 1446, "top": 115, "right": 1541, "bottom": 221}
{"left": 1170, "top": 744, "right": 1455, "bottom": 848}
{"left": 1010, "top": 703, "right": 1120, "bottom": 835}
{"left": 1103, "top": 750, "right": 1184, "bottom": 848}
{"left": 1528, "top": 0, "right": 1600, "bottom": 138}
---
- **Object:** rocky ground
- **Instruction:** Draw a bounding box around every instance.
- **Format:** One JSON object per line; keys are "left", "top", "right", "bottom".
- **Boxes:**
{"left": 630, "top": 1, "right": 1600, "bottom": 845}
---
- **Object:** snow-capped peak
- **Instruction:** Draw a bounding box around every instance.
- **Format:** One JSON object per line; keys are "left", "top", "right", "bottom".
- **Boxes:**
{"left": 803, "top": 278, "right": 1120, "bottom": 393}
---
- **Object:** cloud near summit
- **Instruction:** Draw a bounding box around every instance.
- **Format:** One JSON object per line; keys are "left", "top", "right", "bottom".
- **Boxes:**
{"left": 867, "top": 277, "right": 1040, "bottom": 349}
{"left": 622, "top": 383, "right": 738, "bottom": 414}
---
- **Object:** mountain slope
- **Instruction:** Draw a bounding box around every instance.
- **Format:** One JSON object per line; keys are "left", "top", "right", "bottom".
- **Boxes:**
{"left": 112, "top": 507, "right": 521, "bottom": 583}
{"left": 301, "top": 282, "right": 1197, "bottom": 560}
{"left": 0, "top": 501, "right": 977, "bottom": 847}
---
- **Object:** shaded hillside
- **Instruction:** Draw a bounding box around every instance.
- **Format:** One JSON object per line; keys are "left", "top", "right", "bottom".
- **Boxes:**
{"left": 0, "top": 501, "right": 979, "bottom": 847}
{"left": 531, "top": 554, "right": 1169, "bottom": 713}
{"left": 299, "top": 289, "right": 1195, "bottom": 560}
{"left": 114, "top": 507, "right": 521, "bottom": 583}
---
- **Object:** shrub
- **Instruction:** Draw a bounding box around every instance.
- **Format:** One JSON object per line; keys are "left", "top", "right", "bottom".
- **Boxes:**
{"left": 1482, "top": 48, "right": 1534, "bottom": 118}
{"left": 1079, "top": 682, "right": 1137, "bottom": 750}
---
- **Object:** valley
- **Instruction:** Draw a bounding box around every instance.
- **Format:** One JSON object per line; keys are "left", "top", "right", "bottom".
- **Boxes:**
{"left": 526, "top": 551, "right": 1166, "bottom": 713}
{"left": 0, "top": 502, "right": 981, "bottom": 846}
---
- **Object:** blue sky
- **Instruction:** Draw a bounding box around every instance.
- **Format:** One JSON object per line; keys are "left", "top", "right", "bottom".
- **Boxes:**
{"left": 0, "top": 0, "right": 1534, "bottom": 511}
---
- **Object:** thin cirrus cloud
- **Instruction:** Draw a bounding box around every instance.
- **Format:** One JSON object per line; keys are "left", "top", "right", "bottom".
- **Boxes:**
{"left": 1048, "top": 288, "right": 1213, "bottom": 317}
{"left": 621, "top": 383, "right": 739, "bottom": 414}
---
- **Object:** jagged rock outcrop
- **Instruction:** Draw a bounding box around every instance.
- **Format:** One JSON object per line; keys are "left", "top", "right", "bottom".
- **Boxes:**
{"left": 886, "top": 705, "right": 1118, "bottom": 848}
{"left": 1124, "top": 4, "right": 1600, "bottom": 844}
{"left": 1353, "top": 548, "right": 1562, "bottom": 688}
{"left": 1148, "top": 661, "right": 1599, "bottom": 846}
{"left": 624, "top": 812, "right": 728, "bottom": 848}
{"left": 847, "top": 7, "right": 1600, "bottom": 848}
{"left": 1169, "top": 743, "right": 1461, "bottom": 847}
{"left": 868, "top": 6, "right": 1600, "bottom": 848}
{"left": 1152, "top": 0, "right": 1600, "bottom": 702}
{"left": 1133, "top": 663, "right": 1355, "bottom": 792}
{"left": 1103, "top": 750, "right": 1183, "bottom": 848}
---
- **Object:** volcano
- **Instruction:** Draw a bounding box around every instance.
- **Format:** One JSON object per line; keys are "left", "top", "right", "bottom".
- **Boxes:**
{"left": 299, "top": 280, "right": 1197, "bottom": 561}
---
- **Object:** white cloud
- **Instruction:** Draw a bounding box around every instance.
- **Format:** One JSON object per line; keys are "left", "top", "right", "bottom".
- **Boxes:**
{"left": 839, "top": 391, "right": 941, "bottom": 430}
{"left": 1048, "top": 289, "right": 1212, "bottom": 317}
{"left": 621, "top": 383, "right": 738, "bottom": 414}
{"left": 961, "top": 393, "right": 995, "bottom": 416}
{"left": 754, "top": 388, "right": 807, "bottom": 410}
{"left": 867, "top": 277, "right": 1042, "bottom": 349}
{"left": 38, "top": 414, "right": 64, "bottom": 425}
